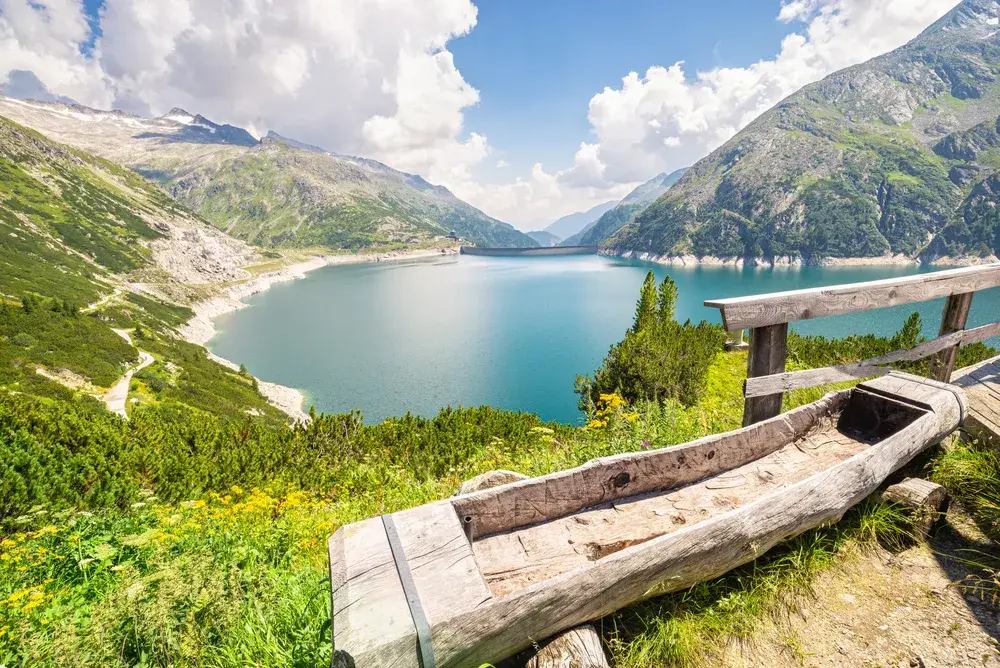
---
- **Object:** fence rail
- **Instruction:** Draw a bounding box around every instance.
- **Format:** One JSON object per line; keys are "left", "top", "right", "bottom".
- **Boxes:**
{"left": 705, "top": 263, "right": 1000, "bottom": 427}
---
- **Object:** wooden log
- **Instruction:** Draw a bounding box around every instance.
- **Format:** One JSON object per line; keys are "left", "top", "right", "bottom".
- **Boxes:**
{"left": 525, "top": 626, "right": 610, "bottom": 668}
{"left": 930, "top": 292, "right": 974, "bottom": 382}
{"left": 460, "top": 475, "right": 610, "bottom": 668}
{"left": 330, "top": 374, "right": 967, "bottom": 668}
{"left": 453, "top": 391, "right": 842, "bottom": 539}
{"left": 743, "top": 323, "right": 788, "bottom": 426}
{"left": 881, "top": 477, "right": 948, "bottom": 536}
{"left": 458, "top": 470, "right": 529, "bottom": 495}
{"left": 705, "top": 263, "right": 1000, "bottom": 330}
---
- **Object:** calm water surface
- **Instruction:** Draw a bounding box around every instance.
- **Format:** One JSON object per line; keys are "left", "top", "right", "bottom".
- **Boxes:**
{"left": 208, "top": 255, "right": 1000, "bottom": 424}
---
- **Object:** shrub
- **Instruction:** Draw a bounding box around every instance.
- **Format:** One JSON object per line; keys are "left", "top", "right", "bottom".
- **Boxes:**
{"left": 10, "top": 333, "right": 33, "bottom": 348}
{"left": 577, "top": 271, "right": 726, "bottom": 411}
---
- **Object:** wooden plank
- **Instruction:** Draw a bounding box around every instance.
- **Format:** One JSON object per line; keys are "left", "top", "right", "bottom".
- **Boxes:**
{"left": 329, "top": 517, "right": 416, "bottom": 668}
{"left": 930, "top": 292, "right": 974, "bottom": 382}
{"left": 742, "top": 323, "right": 788, "bottom": 426}
{"left": 705, "top": 264, "right": 1000, "bottom": 330}
{"left": 745, "top": 320, "right": 1000, "bottom": 398}
{"left": 954, "top": 356, "right": 1000, "bottom": 444}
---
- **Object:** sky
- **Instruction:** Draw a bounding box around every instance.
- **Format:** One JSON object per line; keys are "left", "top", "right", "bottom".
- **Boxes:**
{"left": 0, "top": 0, "right": 963, "bottom": 229}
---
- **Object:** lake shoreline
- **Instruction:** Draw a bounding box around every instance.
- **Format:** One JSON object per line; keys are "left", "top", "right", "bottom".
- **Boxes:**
{"left": 603, "top": 250, "right": 1000, "bottom": 267}
{"left": 178, "top": 246, "right": 460, "bottom": 422}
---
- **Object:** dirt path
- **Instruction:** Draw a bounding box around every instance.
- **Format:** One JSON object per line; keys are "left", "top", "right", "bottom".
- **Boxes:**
{"left": 103, "top": 329, "right": 154, "bottom": 419}
{"left": 719, "top": 509, "right": 1000, "bottom": 668}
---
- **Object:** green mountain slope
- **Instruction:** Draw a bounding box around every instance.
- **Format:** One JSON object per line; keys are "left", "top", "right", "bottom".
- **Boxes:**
{"left": 608, "top": 0, "right": 1000, "bottom": 264}
{"left": 0, "top": 98, "right": 537, "bottom": 250}
{"left": 571, "top": 168, "right": 686, "bottom": 246}
{"left": 0, "top": 114, "right": 285, "bottom": 422}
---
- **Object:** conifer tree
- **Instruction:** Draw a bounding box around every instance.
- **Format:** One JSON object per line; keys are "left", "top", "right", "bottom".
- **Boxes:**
{"left": 633, "top": 271, "right": 658, "bottom": 333}
{"left": 656, "top": 275, "right": 678, "bottom": 325}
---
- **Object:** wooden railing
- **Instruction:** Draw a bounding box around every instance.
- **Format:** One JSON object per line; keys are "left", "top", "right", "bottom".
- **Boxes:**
{"left": 705, "top": 263, "right": 1000, "bottom": 427}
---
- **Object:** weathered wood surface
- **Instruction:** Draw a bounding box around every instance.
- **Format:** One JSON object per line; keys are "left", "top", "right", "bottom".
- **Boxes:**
{"left": 329, "top": 516, "right": 415, "bottom": 668}
{"left": 930, "top": 292, "right": 974, "bottom": 382}
{"left": 525, "top": 626, "right": 610, "bottom": 668}
{"left": 458, "top": 469, "right": 529, "bottom": 495}
{"left": 744, "top": 321, "right": 1000, "bottom": 398}
{"left": 882, "top": 477, "right": 948, "bottom": 535}
{"left": 453, "top": 391, "right": 843, "bottom": 539}
{"left": 475, "top": 425, "right": 869, "bottom": 596}
{"left": 330, "top": 373, "right": 966, "bottom": 668}
{"left": 705, "top": 263, "right": 1000, "bottom": 330}
{"left": 953, "top": 354, "right": 1000, "bottom": 445}
{"left": 742, "top": 322, "right": 788, "bottom": 426}
{"left": 460, "top": 473, "right": 610, "bottom": 668}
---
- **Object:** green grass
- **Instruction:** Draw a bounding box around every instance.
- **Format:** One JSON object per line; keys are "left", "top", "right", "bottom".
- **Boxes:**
{"left": 0, "top": 340, "right": 942, "bottom": 667}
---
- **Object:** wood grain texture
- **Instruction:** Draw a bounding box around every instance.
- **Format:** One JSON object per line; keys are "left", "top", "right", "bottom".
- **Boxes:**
{"left": 705, "top": 264, "right": 1000, "bottom": 330}
{"left": 953, "top": 355, "right": 1000, "bottom": 446}
{"left": 329, "top": 517, "right": 416, "bottom": 668}
{"left": 474, "top": 425, "right": 869, "bottom": 596}
{"left": 452, "top": 391, "right": 843, "bottom": 539}
{"left": 743, "top": 323, "right": 788, "bottom": 426}
{"left": 930, "top": 292, "right": 974, "bottom": 382}
{"left": 525, "top": 626, "right": 609, "bottom": 668}
{"left": 744, "top": 320, "right": 1000, "bottom": 398}
{"left": 330, "top": 374, "right": 966, "bottom": 668}
{"left": 882, "top": 477, "right": 948, "bottom": 535}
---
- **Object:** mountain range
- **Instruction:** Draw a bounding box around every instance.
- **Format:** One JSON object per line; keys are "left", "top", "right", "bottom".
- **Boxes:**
{"left": 541, "top": 200, "right": 618, "bottom": 241}
{"left": 0, "top": 97, "right": 537, "bottom": 251}
{"left": 562, "top": 169, "right": 688, "bottom": 247}
{"left": 607, "top": 0, "right": 1000, "bottom": 265}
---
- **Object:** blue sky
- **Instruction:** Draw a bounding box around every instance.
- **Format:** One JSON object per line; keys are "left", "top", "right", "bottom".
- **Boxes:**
{"left": 450, "top": 0, "right": 800, "bottom": 180}
{"left": 0, "top": 0, "right": 959, "bottom": 226}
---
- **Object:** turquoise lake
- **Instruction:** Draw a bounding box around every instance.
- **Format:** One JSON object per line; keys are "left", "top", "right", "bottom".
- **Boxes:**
{"left": 208, "top": 255, "right": 1000, "bottom": 425}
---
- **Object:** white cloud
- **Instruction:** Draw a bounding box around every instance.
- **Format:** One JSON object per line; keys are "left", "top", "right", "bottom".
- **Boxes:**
{"left": 0, "top": 0, "right": 964, "bottom": 228}
{"left": 0, "top": 0, "right": 485, "bottom": 187}
{"left": 556, "top": 0, "right": 958, "bottom": 189}
{"left": 496, "top": 160, "right": 510, "bottom": 168}
{"left": 0, "top": 0, "right": 110, "bottom": 106}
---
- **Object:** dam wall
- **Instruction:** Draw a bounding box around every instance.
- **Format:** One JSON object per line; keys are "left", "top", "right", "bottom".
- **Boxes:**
{"left": 460, "top": 245, "right": 598, "bottom": 257}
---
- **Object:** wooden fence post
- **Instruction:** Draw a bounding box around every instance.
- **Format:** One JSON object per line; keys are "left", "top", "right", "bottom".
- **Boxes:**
{"left": 930, "top": 292, "right": 973, "bottom": 382}
{"left": 742, "top": 323, "right": 788, "bottom": 427}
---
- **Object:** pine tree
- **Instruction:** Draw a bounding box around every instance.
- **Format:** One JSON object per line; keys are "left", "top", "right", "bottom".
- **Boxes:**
{"left": 632, "top": 271, "right": 658, "bottom": 333}
{"left": 656, "top": 275, "right": 678, "bottom": 325}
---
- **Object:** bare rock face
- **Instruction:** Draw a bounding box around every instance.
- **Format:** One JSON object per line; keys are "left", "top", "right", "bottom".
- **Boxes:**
{"left": 457, "top": 470, "right": 528, "bottom": 495}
